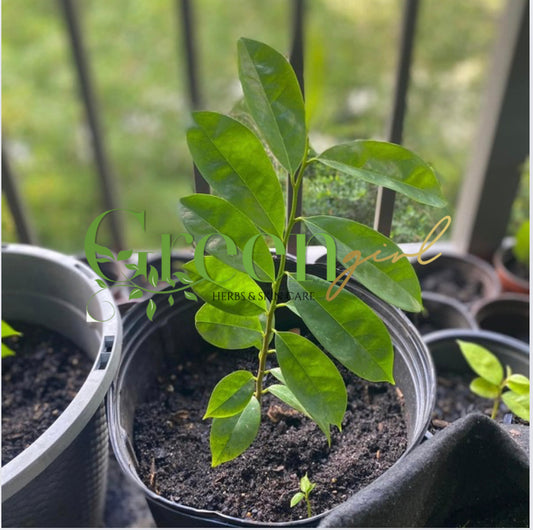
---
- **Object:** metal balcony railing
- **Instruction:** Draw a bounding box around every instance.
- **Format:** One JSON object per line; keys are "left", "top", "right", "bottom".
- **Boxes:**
{"left": 2, "top": 0, "right": 529, "bottom": 260}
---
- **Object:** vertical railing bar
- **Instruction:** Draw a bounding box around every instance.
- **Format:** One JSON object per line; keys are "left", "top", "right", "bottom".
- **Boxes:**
{"left": 177, "top": 0, "right": 209, "bottom": 194}
{"left": 58, "top": 0, "right": 124, "bottom": 250}
{"left": 287, "top": 0, "right": 305, "bottom": 254}
{"left": 1, "top": 146, "right": 37, "bottom": 245}
{"left": 452, "top": 0, "right": 528, "bottom": 258}
{"left": 373, "top": 0, "right": 420, "bottom": 236}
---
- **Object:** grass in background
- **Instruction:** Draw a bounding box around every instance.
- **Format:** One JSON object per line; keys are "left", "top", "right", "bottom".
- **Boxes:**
{"left": 2, "top": 0, "right": 506, "bottom": 252}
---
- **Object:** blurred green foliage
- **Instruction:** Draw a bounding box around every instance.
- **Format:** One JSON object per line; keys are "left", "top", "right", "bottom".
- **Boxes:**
{"left": 2, "top": 0, "right": 505, "bottom": 252}
{"left": 507, "top": 157, "right": 529, "bottom": 237}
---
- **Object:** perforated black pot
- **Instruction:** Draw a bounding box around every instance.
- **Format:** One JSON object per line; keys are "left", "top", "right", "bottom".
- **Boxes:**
{"left": 108, "top": 262, "right": 436, "bottom": 527}
{"left": 2, "top": 244, "right": 122, "bottom": 527}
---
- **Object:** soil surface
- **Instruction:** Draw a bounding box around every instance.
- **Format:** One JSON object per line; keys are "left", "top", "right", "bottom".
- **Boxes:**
{"left": 2, "top": 322, "right": 92, "bottom": 465}
{"left": 133, "top": 349, "right": 407, "bottom": 523}
{"left": 419, "top": 268, "right": 484, "bottom": 305}
{"left": 431, "top": 371, "right": 528, "bottom": 430}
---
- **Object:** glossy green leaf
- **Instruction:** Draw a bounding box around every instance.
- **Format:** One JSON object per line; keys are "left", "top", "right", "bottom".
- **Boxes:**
{"left": 117, "top": 249, "right": 133, "bottom": 261}
{"left": 96, "top": 279, "right": 106, "bottom": 289}
{"left": 457, "top": 340, "right": 503, "bottom": 386}
{"left": 502, "top": 391, "right": 530, "bottom": 422}
{"left": 275, "top": 331, "right": 346, "bottom": 440}
{"left": 317, "top": 140, "right": 446, "bottom": 207}
{"left": 287, "top": 274, "right": 394, "bottom": 383}
{"left": 300, "top": 473, "right": 314, "bottom": 493}
{"left": 303, "top": 215, "right": 422, "bottom": 311}
{"left": 2, "top": 343, "right": 15, "bottom": 358}
{"left": 290, "top": 492, "right": 305, "bottom": 508}
{"left": 210, "top": 396, "right": 261, "bottom": 467}
{"left": 204, "top": 370, "right": 255, "bottom": 419}
{"left": 469, "top": 377, "right": 500, "bottom": 399}
{"left": 267, "top": 384, "right": 309, "bottom": 417}
{"left": 148, "top": 266, "right": 158, "bottom": 288}
{"left": 1, "top": 321, "right": 20, "bottom": 339}
{"left": 187, "top": 111, "right": 285, "bottom": 237}
{"left": 195, "top": 303, "right": 264, "bottom": 350}
{"left": 184, "top": 290, "right": 198, "bottom": 302}
{"left": 1, "top": 321, "right": 21, "bottom": 358}
{"left": 146, "top": 299, "right": 156, "bottom": 321}
{"left": 168, "top": 295, "right": 174, "bottom": 306}
{"left": 184, "top": 257, "right": 266, "bottom": 316}
{"left": 269, "top": 367, "right": 286, "bottom": 384}
{"left": 506, "top": 373, "right": 530, "bottom": 395}
{"left": 238, "top": 38, "right": 306, "bottom": 174}
{"left": 179, "top": 194, "right": 274, "bottom": 281}
{"left": 129, "top": 288, "right": 143, "bottom": 300}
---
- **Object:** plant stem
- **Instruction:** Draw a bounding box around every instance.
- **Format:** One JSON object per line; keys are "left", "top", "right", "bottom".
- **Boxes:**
{"left": 491, "top": 395, "right": 500, "bottom": 420}
{"left": 254, "top": 144, "right": 308, "bottom": 401}
{"left": 306, "top": 496, "right": 312, "bottom": 519}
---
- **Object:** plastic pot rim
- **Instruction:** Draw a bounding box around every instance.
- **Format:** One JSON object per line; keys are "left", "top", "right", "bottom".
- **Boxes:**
{"left": 1, "top": 243, "right": 122, "bottom": 500}
{"left": 423, "top": 327, "right": 529, "bottom": 355}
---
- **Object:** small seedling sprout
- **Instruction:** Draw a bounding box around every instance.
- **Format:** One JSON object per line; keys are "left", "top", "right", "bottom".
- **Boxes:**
{"left": 290, "top": 473, "right": 316, "bottom": 518}
{"left": 2, "top": 320, "right": 21, "bottom": 358}
{"left": 457, "top": 340, "right": 530, "bottom": 421}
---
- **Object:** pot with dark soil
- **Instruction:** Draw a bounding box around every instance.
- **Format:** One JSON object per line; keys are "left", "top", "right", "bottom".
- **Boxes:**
{"left": 423, "top": 329, "right": 529, "bottom": 430}
{"left": 1, "top": 243, "right": 122, "bottom": 527}
{"left": 471, "top": 293, "right": 529, "bottom": 344}
{"left": 108, "top": 264, "right": 436, "bottom": 527}
{"left": 493, "top": 235, "right": 529, "bottom": 294}
{"left": 411, "top": 251, "right": 501, "bottom": 307}
{"left": 405, "top": 291, "right": 477, "bottom": 336}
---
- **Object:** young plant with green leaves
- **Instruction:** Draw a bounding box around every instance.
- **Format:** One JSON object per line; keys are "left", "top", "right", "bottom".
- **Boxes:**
{"left": 457, "top": 340, "right": 530, "bottom": 421}
{"left": 2, "top": 320, "right": 21, "bottom": 358}
{"left": 290, "top": 473, "right": 316, "bottom": 518}
{"left": 179, "top": 38, "right": 446, "bottom": 467}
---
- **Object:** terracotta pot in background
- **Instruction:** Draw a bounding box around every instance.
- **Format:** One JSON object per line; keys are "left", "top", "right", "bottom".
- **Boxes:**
{"left": 493, "top": 237, "right": 529, "bottom": 294}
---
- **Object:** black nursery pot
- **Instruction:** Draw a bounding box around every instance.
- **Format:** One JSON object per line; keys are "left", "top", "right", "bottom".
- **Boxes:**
{"left": 411, "top": 252, "right": 501, "bottom": 307}
{"left": 108, "top": 263, "right": 436, "bottom": 527}
{"left": 471, "top": 294, "right": 530, "bottom": 344}
{"left": 405, "top": 292, "right": 478, "bottom": 336}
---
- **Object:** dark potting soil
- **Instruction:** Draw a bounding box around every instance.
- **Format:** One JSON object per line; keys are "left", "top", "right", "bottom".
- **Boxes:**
{"left": 419, "top": 268, "right": 484, "bottom": 304}
{"left": 431, "top": 371, "right": 528, "bottom": 430}
{"left": 1, "top": 322, "right": 92, "bottom": 465}
{"left": 133, "top": 350, "right": 407, "bottom": 523}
